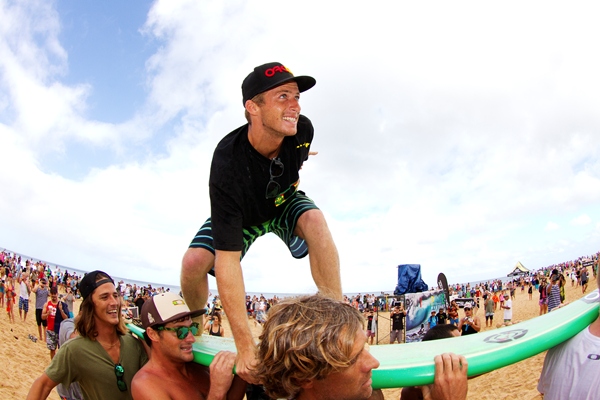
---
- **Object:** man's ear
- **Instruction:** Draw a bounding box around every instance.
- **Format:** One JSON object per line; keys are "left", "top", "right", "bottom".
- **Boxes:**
{"left": 146, "top": 327, "right": 160, "bottom": 342}
{"left": 245, "top": 99, "right": 260, "bottom": 116}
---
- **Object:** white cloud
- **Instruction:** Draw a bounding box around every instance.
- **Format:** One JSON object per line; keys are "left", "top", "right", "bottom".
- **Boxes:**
{"left": 571, "top": 215, "right": 592, "bottom": 227}
{"left": 1, "top": 0, "right": 600, "bottom": 293}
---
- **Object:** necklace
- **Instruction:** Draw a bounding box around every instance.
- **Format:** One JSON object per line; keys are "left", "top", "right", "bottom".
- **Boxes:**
{"left": 98, "top": 338, "right": 120, "bottom": 349}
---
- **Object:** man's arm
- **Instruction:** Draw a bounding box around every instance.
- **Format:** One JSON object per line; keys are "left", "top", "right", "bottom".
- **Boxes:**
{"left": 41, "top": 302, "right": 49, "bottom": 320}
{"left": 214, "top": 250, "right": 258, "bottom": 384}
{"left": 26, "top": 373, "right": 59, "bottom": 400}
{"left": 471, "top": 317, "right": 481, "bottom": 332}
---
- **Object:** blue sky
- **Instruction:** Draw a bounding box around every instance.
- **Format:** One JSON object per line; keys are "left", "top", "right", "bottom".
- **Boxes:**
{"left": 1, "top": 0, "right": 599, "bottom": 294}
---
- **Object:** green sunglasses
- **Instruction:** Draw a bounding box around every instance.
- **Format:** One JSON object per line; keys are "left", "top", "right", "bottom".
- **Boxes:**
{"left": 156, "top": 322, "right": 200, "bottom": 339}
{"left": 114, "top": 363, "right": 126, "bottom": 392}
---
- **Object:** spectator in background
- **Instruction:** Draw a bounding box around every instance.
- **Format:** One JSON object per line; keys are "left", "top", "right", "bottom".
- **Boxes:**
{"left": 458, "top": 306, "right": 480, "bottom": 335}
{"left": 436, "top": 307, "right": 448, "bottom": 325}
{"left": 390, "top": 303, "right": 406, "bottom": 344}
{"left": 365, "top": 308, "right": 378, "bottom": 345}
{"left": 18, "top": 271, "right": 31, "bottom": 322}
{"left": 539, "top": 278, "right": 549, "bottom": 315}
{"left": 5, "top": 274, "right": 16, "bottom": 323}
{"left": 204, "top": 311, "right": 225, "bottom": 337}
{"left": 581, "top": 266, "right": 589, "bottom": 294}
{"left": 32, "top": 277, "right": 50, "bottom": 342}
{"left": 63, "top": 287, "right": 75, "bottom": 318}
{"left": 500, "top": 294, "right": 513, "bottom": 326}
{"left": 484, "top": 294, "right": 495, "bottom": 328}
{"left": 448, "top": 300, "right": 459, "bottom": 326}
{"left": 428, "top": 310, "right": 438, "bottom": 330}
{"left": 547, "top": 273, "right": 562, "bottom": 312}
{"left": 41, "top": 287, "right": 68, "bottom": 360}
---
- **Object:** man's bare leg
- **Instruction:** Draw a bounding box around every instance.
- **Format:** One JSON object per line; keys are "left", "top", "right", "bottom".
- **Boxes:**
{"left": 181, "top": 247, "right": 215, "bottom": 316}
{"left": 295, "top": 209, "right": 342, "bottom": 300}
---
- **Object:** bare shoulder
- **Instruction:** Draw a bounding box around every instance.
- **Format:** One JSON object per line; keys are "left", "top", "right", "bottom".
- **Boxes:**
{"left": 132, "top": 362, "right": 211, "bottom": 400}
{"left": 131, "top": 367, "right": 170, "bottom": 399}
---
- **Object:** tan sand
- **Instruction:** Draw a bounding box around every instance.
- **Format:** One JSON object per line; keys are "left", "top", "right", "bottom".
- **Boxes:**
{"left": 1, "top": 277, "right": 596, "bottom": 399}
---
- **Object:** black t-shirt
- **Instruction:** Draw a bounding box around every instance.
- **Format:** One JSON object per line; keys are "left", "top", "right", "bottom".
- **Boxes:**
{"left": 437, "top": 312, "right": 447, "bottom": 324}
{"left": 391, "top": 311, "right": 405, "bottom": 330}
{"left": 366, "top": 314, "right": 374, "bottom": 330}
{"left": 209, "top": 115, "right": 313, "bottom": 251}
{"left": 134, "top": 297, "right": 145, "bottom": 312}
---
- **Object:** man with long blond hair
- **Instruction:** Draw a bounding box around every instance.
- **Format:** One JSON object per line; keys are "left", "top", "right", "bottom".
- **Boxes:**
{"left": 255, "top": 295, "right": 468, "bottom": 400}
{"left": 27, "top": 270, "right": 147, "bottom": 400}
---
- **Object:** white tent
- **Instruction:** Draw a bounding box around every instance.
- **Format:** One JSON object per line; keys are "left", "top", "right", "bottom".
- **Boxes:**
{"left": 507, "top": 261, "right": 530, "bottom": 277}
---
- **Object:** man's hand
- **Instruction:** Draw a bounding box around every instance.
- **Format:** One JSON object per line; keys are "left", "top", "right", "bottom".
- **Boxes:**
{"left": 207, "top": 351, "right": 237, "bottom": 400}
{"left": 421, "top": 353, "right": 468, "bottom": 400}
{"left": 234, "top": 347, "right": 259, "bottom": 385}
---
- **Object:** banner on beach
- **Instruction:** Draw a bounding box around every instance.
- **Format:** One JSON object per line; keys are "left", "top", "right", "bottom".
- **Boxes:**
{"left": 404, "top": 288, "right": 446, "bottom": 343}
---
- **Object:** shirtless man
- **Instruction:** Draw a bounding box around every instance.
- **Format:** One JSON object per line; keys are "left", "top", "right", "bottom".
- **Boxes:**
{"left": 131, "top": 292, "right": 246, "bottom": 399}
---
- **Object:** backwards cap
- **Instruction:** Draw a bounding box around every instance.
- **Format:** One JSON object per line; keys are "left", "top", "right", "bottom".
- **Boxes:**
{"left": 79, "top": 270, "right": 114, "bottom": 300}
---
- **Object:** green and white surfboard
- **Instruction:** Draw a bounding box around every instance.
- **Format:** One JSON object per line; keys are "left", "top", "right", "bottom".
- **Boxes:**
{"left": 128, "top": 289, "right": 599, "bottom": 389}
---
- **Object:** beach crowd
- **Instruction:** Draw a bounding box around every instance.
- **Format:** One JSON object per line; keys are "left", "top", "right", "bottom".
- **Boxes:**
{"left": 1, "top": 247, "right": 599, "bottom": 400}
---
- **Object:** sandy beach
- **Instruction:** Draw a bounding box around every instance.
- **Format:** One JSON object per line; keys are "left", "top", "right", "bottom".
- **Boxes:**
{"left": 1, "top": 276, "right": 597, "bottom": 399}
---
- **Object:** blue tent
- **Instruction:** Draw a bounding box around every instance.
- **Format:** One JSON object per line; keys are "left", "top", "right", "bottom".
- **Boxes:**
{"left": 393, "top": 264, "right": 428, "bottom": 295}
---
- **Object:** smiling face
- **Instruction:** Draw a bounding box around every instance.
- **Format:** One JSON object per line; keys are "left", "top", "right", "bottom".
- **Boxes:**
{"left": 91, "top": 282, "right": 120, "bottom": 327}
{"left": 251, "top": 81, "right": 301, "bottom": 139}
{"left": 305, "top": 330, "right": 380, "bottom": 400}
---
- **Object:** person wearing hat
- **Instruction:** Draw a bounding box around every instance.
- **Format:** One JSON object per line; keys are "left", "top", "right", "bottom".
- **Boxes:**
{"left": 27, "top": 270, "right": 148, "bottom": 400}
{"left": 131, "top": 292, "right": 246, "bottom": 399}
{"left": 457, "top": 305, "right": 481, "bottom": 335}
{"left": 180, "top": 62, "right": 342, "bottom": 383}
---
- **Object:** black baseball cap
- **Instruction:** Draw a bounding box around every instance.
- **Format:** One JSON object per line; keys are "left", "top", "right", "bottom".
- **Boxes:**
{"left": 79, "top": 270, "right": 114, "bottom": 300}
{"left": 241, "top": 62, "right": 316, "bottom": 105}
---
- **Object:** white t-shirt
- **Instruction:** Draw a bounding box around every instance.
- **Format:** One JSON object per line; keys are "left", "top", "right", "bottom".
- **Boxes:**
{"left": 503, "top": 299, "right": 512, "bottom": 320}
{"left": 20, "top": 280, "right": 29, "bottom": 300}
{"left": 538, "top": 325, "right": 600, "bottom": 399}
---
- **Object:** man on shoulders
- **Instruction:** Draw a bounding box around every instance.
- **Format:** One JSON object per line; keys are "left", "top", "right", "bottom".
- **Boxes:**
{"left": 181, "top": 62, "right": 342, "bottom": 383}
{"left": 132, "top": 292, "right": 246, "bottom": 400}
{"left": 538, "top": 271, "right": 600, "bottom": 399}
